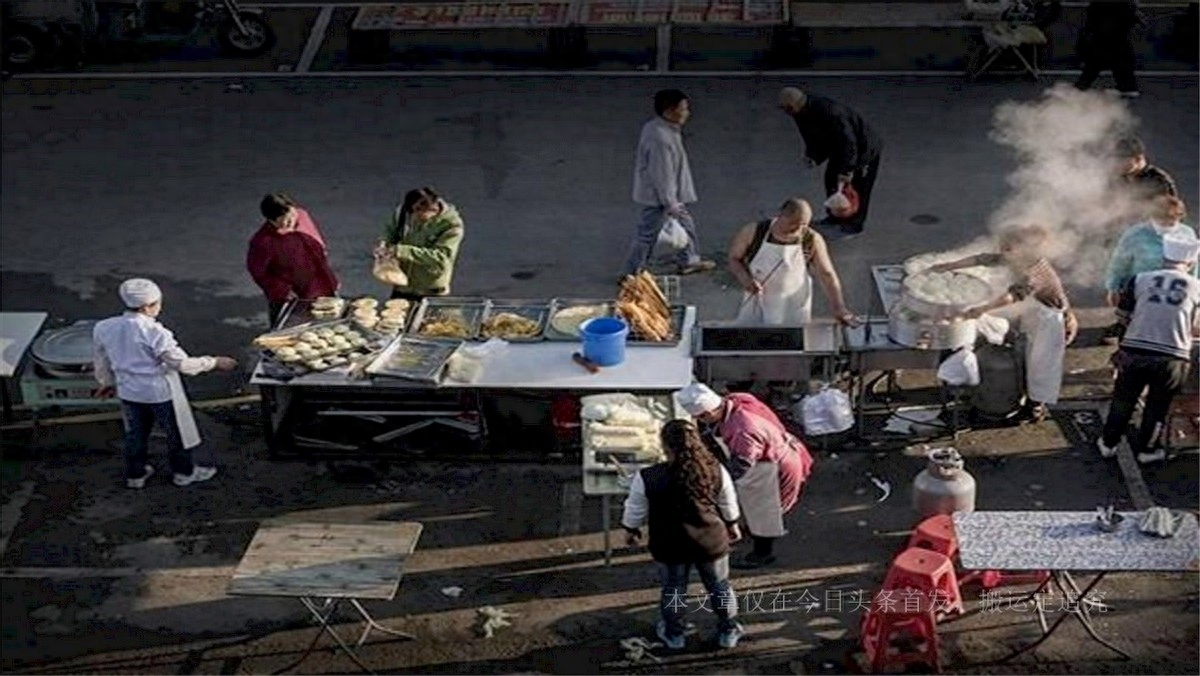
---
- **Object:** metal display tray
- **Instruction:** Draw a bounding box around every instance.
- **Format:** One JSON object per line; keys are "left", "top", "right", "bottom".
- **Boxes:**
{"left": 409, "top": 297, "right": 490, "bottom": 341}
{"left": 478, "top": 299, "right": 550, "bottom": 343}
{"left": 276, "top": 298, "right": 348, "bottom": 330}
{"left": 544, "top": 298, "right": 617, "bottom": 342}
{"left": 257, "top": 318, "right": 390, "bottom": 376}
{"left": 621, "top": 304, "right": 687, "bottom": 347}
{"left": 366, "top": 335, "right": 461, "bottom": 383}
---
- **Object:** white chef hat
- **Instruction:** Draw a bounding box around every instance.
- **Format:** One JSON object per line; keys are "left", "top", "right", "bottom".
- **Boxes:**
{"left": 676, "top": 382, "right": 723, "bottom": 417}
{"left": 118, "top": 278, "right": 163, "bottom": 309}
{"left": 1163, "top": 233, "right": 1200, "bottom": 264}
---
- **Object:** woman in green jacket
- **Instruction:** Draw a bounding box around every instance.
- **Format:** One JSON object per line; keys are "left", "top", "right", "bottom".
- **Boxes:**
{"left": 375, "top": 187, "right": 465, "bottom": 300}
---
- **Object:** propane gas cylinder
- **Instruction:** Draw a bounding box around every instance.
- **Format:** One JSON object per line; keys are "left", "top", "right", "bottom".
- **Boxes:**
{"left": 912, "top": 447, "right": 977, "bottom": 518}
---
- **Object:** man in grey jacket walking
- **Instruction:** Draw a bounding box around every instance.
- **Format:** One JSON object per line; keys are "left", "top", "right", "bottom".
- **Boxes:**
{"left": 625, "top": 89, "right": 717, "bottom": 277}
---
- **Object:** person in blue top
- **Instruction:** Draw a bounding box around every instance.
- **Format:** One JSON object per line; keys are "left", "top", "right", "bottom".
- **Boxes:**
{"left": 1105, "top": 196, "right": 1196, "bottom": 339}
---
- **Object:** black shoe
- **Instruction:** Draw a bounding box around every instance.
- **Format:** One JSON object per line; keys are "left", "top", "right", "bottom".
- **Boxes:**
{"left": 732, "top": 553, "right": 777, "bottom": 569}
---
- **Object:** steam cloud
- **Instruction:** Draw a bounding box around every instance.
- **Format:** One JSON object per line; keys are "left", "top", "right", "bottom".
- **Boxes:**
{"left": 986, "top": 83, "right": 1141, "bottom": 287}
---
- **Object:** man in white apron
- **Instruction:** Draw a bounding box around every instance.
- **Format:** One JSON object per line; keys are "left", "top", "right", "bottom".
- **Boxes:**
{"left": 93, "top": 279, "right": 238, "bottom": 488}
{"left": 932, "top": 226, "right": 1079, "bottom": 421}
{"left": 727, "top": 198, "right": 856, "bottom": 327}
{"left": 677, "top": 383, "right": 815, "bottom": 569}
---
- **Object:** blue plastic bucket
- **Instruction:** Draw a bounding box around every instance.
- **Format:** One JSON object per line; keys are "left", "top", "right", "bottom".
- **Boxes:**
{"left": 579, "top": 317, "right": 629, "bottom": 367}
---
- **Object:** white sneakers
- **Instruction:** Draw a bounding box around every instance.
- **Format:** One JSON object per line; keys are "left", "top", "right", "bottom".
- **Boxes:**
{"left": 1136, "top": 449, "right": 1168, "bottom": 465}
{"left": 128, "top": 465, "right": 217, "bottom": 488}
{"left": 173, "top": 466, "right": 218, "bottom": 487}
{"left": 126, "top": 465, "right": 155, "bottom": 489}
{"left": 1096, "top": 438, "right": 1169, "bottom": 464}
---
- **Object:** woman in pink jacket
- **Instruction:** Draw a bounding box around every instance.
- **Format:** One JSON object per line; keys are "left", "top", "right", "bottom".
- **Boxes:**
{"left": 677, "top": 382, "right": 814, "bottom": 569}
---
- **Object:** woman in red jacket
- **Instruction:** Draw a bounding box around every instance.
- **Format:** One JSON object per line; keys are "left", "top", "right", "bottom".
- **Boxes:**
{"left": 246, "top": 193, "right": 339, "bottom": 326}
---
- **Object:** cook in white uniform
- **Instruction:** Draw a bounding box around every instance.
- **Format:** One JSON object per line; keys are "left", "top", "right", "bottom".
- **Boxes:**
{"left": 93, "top": 279, "right": 238, "bottom": 489}
{"left": 728, "top": 198, "right": 856, "bottom": 326}
{"left": 931, "top": 226, "right": 1079, "bottom": 421}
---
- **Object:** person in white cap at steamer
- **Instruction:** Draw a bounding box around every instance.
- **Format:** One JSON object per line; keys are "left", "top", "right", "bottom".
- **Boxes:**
{"left": 92, "top": 278, "right": 238, "bottom": 488}
{"left": 676, "top": 382, "right": 814, "bottom": 569}
{"left": 1097, "top": 234, "right": 1200, "bottom": 464}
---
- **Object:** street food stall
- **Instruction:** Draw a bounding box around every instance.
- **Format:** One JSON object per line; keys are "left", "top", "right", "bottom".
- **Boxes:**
{"left": 248, "top": 256, "right": 1015, "bottom": 457}
{"left": 1, "top": 314, "right": 120, "bottom": 424}
{"left": 248, "top": 274, "right": 696, "bottom": 458}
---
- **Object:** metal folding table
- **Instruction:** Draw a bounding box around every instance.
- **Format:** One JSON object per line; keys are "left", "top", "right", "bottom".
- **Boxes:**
{"left": 954, "top": 510, "right": 1200, "bottom": 662}
{"left": 228, "top": 521, "right": 423, "bottom": 673}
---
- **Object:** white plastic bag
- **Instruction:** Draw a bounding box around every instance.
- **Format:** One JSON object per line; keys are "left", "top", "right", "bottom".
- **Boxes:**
{"left": 797, "top": 386, "right": 854, "bottom": 436}
{"left": 445, "top": 338, "right": 508, "bottom": 383}
{"left": 937, "top": 348, "right": 980, "bottom": 386}
{"left": 657, "top": 217, "right": 689, "bottom": 250}
{"left": 975, "top": 314, "right": 1010, "bottom": 345}
{"left": 823, "top": 190, "right": 851, "bottom": 212}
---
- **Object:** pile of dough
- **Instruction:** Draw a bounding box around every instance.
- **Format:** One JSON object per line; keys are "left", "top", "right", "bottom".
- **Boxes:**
{"left": 905, "top": 271, "right": 990, "bottom": 306}
{"left": 585, "top": 400, "right": 666, "bottom": 462}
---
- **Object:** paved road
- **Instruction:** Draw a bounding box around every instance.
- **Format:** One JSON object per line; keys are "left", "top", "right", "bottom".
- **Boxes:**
{"left": 1, "top": 72, "right": 1196, "bottom": 674}
{"left": 2, "top": 75, "right": 1196, "bottom": 320}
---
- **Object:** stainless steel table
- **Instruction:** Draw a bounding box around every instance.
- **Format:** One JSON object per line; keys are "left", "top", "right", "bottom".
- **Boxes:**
{"left": 954, "top": 510, "right": 1200, "bottom": 661}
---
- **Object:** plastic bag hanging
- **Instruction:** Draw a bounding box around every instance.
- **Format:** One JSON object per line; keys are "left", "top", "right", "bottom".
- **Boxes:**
{"left": 657, "top": 217, "right": 689, "bottom": 250}
{"left": 937, "top": 348, "right": 981, "bottom": 386}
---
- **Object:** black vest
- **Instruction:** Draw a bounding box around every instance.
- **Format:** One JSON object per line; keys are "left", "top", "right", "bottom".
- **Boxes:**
{"left": 641, "top": 463, "right": 730, "bottom": 564}
{"left": 743, "top": 219, "right": 816, "bottom": 266}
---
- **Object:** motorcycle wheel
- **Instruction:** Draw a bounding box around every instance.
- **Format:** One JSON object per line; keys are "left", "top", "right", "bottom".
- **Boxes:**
{"left": 3, "top": 24, "right": 47, "bottom": 71}
{"left": 217, "top": 13, "right": 275, "bottom": 57}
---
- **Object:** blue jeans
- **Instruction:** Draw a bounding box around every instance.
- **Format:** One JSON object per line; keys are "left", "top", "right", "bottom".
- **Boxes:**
{"left": 121, "top": 400, "right": 194, "bottom": 479}
{"left": 658, "top": 556, "right": 738, "bottom": 637}
{"left": 624, "top": 205, "right": 701, "bottom": 275}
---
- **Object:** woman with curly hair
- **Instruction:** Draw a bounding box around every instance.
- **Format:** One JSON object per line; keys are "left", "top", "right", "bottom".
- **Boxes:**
{"left": 621, "top": 420, "right": 744, "bottom": 650}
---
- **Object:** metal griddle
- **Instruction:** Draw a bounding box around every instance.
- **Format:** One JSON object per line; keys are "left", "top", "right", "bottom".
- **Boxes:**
{"left": 692, "top": 320, "right": 841, "bottom": 383}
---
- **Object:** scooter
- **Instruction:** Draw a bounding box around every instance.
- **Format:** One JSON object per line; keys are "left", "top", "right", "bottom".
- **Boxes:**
{"left": 3, "top": 0, "right": 274, "bottom": 71}
{"left": 90, "top": 0, "right": 275, "bottom": 56}
{"left": 2, "top": 2, "right": 88, "bottom": 71}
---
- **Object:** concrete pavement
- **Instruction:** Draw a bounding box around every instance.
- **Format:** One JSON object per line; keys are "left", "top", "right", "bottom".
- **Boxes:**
{"left": 2, "top": 76, "right": 1196, "bottom": 365}
{"left": 1, "top": 73, "right": 1198, "bottom": 673}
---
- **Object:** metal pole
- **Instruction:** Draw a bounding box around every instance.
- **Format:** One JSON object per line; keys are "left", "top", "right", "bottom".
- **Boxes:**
{"left": 655, "top": 22, "right": 671, "bottom": 72}
{"left": 602, "top": 494, "right": 612, "bottom": 566}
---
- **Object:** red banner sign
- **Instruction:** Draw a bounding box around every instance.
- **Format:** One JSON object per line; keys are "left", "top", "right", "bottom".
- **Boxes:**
{"left": 580, "top": 1, "right": 785, "bottom": 25}
{"left": 354, "top": 2, "right": 573, "bottom": 30}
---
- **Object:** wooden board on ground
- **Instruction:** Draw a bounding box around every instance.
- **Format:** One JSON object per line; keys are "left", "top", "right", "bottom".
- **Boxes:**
{"left": 227, "top": 521, "right": 422, "bottom": 600}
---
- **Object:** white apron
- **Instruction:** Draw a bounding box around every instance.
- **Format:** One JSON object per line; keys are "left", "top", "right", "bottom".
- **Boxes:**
{"left": 736, "top": 461, "right": 787, "bottom": 538}
{"left": 711, "top": 436, "right": 787, "bottom": 538}
{"left": 735, "top": 232, "right": 812, "bottom": 326}
{"left": 988, "top": 299, "right": 1066, "bottom": 405}
{"left": 165, "top": 371, "right": 202, "bottom": 449}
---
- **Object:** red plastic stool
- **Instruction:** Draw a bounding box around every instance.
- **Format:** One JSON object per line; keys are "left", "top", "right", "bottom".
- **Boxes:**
{"left": 959, "top": 569, "right": 1051, "bottom": 589}
{"left": 905, "top": 514, "right": 959, "bottom": 560}
{"left": 859, "top": 588, "right": 942, "bottom": 674}
{"left": 882, "top": 548, "right": 964, "bottom": 617}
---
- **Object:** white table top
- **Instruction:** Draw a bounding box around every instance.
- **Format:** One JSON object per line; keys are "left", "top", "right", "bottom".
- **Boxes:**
{"left": 954, "top": 511, "right": 1200, "bottom": 572}
{"left": 227, "top": 521, "right": 422, "bottom": 600}
{"left": 0, "top": 312, "right": 49, "bottom": 378}
{"left": 251, "top": 307, "right": 696, "bottom": 392}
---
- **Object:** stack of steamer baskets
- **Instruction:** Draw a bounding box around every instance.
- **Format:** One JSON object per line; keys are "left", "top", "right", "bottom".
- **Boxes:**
{"left": 887, "top": 263, "right": 994, "bottom": 351}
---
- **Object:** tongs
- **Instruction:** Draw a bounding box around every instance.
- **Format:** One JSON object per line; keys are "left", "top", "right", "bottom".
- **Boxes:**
{"left": 737, "top": 258, "right": 786, "bottom": 309}
{"left": 347, "top": 346, "right": 387, "bottom": 380}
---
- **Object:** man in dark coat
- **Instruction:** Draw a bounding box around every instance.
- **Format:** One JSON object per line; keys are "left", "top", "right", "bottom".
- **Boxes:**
{"left": 1074, "top": 0, "right": 1144, "bottom": 96}
{"left": 779, "top": 87, "right": 883, "bottom": 237}
{"left": 1115, "top": 136, "right": 1178, "bottom": 203}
